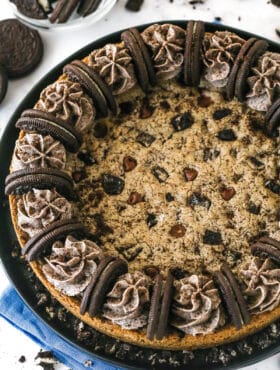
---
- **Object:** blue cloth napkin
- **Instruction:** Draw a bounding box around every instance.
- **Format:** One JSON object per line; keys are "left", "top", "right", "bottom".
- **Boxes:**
{"left": 0, "top": 286, "right": 124, "bottom": 370}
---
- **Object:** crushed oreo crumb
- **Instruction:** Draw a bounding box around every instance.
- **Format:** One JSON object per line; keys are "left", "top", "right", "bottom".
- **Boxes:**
{"left": 213, "top": 108, "right": 232, "bottom": 120}
{"left": 203, "top": 229, "right": 222, "bottom": 245}
{"left": 18, "top": 355, "right": 26, "bottom": 363}
{"left": 136, "top": 131, "right": 156, "bottom": 147}
{"left": 78, "top": 151, "right": 97, "bottom": 166}
{"left": 165, "top": 192, "right": 175, "bottom": 202}
{"left": 171, "top": 112, "right": 194, "bottom": 131}
{"left": 187, "top": 192, "right": 211, "bottom": 209}
{"left": 102, "top": 174, "right": 125, "bottom": 195}
{"left": 125, "top": 0, "right": 144, "bottom": 12}
{"left": 152, "top": 166, "right": 169, "bottom": 183}
{"left": 217, "top": 129, "right": 237, "bottom": 141}
{"left": 247, "top": 202, "right": 261, "bottom": 215}
{"left": 146, "top": 213, "right": 157, "bottom": 228}
{"left": 94, "top": 122, "right": 108, "bottom": 138}
{"left": 265, "top": 179, "right": 280, "bottom": 195}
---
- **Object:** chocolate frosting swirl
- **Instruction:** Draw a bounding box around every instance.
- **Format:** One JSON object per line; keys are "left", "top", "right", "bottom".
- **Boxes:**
{"left": 35, "top": 80, "right": 95, "bottom": 133}
{"left": 142, "top": 24, "right": 185, "bottom": 80}
{"left": 17, "top": 189, "right": 74, "bottom": 237}
{"left": 89, "top": 43, "right": 137, "bottom": 95}
{"left": 241, "top": 257, "right": 280, "bottom": 314}
{"left": 42, "top": 236, "right": 102, "bottom": 296}
{"left": 13, "top": 133, "right": 66, "bottom": 171}
{"left": 246, "top": 52, "right": 280, "bottom": 111}
{"left": 203, "top": 31, "right": 245, "bottom": 88}
{"left": 171, "top": 275, "right": 225, "bottom": 335}
{"left": 103, "top": 271, "right": 151, "bottom": 330}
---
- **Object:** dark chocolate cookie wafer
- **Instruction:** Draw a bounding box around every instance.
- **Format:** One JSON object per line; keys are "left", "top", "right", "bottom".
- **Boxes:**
{"left": 22, "top": 219, "right": 85, "bottom": 261}
{"left": 121, "top": 29, "right": 152, "bottom": 92}
{"left": 16, "top": 109, "right": 81, "bottom": 152}
{"left": 184, "top": 20, "right": 205, "bottom": 86}
{"left": 80, "top": 256, "right": 128, "bottom": 317}
{"left": 0, "top": 19, "right": 43, "bottom": 78}
{"left": 226, "top": 38, "right": 268, "bottom": 101}
{"left": 0, "top": 66, "right": 8, "bottom": 104}
{"left": 265, "top": 97, "right": 280, "bottom": 137}
{"left": 10, "top": 0, "right": 47, "bottom": 19}
{"left": 5, "top": 168, "right": 75, "bottom": 199}
{"left": 78, "top": 0, "right": 102, "bottom": 17}
{"left": 147, "top": 271, "right": 174, "bottom": 340}
{"left": 214, "top": 270, "right": 244, "bottom": 330}
{"left": 251, "top": 236, "right": 280, "bottom": 263}
{"left": 221, "top": 263, "right": 250, "bottom": 325}
{"left": 50, "top": 0, "right": 80, "bottom": 23}
{"left": 64, "top": 60, "right": 117, "bottom": 117}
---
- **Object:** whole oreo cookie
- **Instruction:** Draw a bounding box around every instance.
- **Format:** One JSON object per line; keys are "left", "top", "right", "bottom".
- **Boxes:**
{"left": 0, "top": 19, "right": 43, "bottom": 78}
{"left": 0, "top": 66, "right": 8, "bottom": 104}
{"left": 10, "top": 0, "right": 47, "bottom": 19}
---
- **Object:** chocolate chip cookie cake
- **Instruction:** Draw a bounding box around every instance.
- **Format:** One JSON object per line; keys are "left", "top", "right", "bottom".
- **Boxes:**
{"left": 5, "top": 21, "right": 280, "bottom": 350}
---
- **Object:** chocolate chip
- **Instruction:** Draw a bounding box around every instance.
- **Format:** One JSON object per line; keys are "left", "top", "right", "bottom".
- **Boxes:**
{"left": 78, "top": 151, "right": 97, "bottom": 166}
{"left": 187, "top": 192, "right": 211, "bottom": 209}
{"left": 144, "top": 265, "right": 159, "bottom": 278}
{"left": 94, "top": 122, "right": 108, "bottom": 138}
{"left": 169, "top": 224, "right": 186, "bottom": 238}
{"left": 102, "top": 174, "right": 125, "bottom": 195}
{"left": 147, "top": 213, "right": 157, "bottom": 228}
{"left": 183, "top": 167, "right": 198, "bottom": 181}
{"left": 197, "top": 95, "right": 213, "bottom": 108}
{"left": 165, "top": 192, "right": 174, "bottom": 202}
{"left": 140, "top": 97, "right": 154, "bottom": 119}
{"left": 119, "top": 101, "right": 135, "bottom": 115}
{"left": 123, "top": 155, "right": 137, "bottom": 172}
{"left": 125, "top": 0, "right": 144, "bottom": 11}
{"left": 203, "top": 148, "right": 220, "bottom": 161}
{"left": 171, "top": 112, "right": 194, "bottom": 131}
{"left": 203, "top": 229, "right": 222, "bottom": 245}
{"left": 220, "top": 187, "right": 236, "bottom": 201}
{"left": 213, "top": 108, "right": 232, "bottom": 120}
{"left": 72, "top": 170, "right": 86, "bottom": 183}
{"left": 265, "top": 180, "right": 280, "bottom": 195}
{"left": 116, "top": 244, "right": 143, "bottom": 262}
{"left": 127, "top": 191, "right": 143, "bottom": 205}
{"left": 247, "top": 202, "right": 261, "bottom": 215}
{"left": 217, "top": 129, "right": 237, "bottom": 141}
{"left": 152, "top": 166, "right": 169, "bottom": 183}
{"left": 248, "top": 156, "right": 264, "bottom": 169}
{"left": 136, "top": 132, "right": 156, "bottom": 147}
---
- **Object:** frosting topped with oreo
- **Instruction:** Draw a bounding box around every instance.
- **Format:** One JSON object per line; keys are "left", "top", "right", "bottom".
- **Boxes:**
{"left": 13, "top": 133, "right": 66, "bottom": 171}
{"left": 35, "top": 80, "right": 95, "bottom": 132}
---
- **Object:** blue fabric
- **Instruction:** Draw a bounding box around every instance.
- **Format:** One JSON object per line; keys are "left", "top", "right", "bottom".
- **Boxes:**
{"left": 0, "top": 286, "right": 124, "bottom": 370}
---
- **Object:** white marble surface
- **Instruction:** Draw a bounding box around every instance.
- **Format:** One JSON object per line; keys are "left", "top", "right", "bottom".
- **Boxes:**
{"left": 0, "top": 0, "right": 279, "bottom": 369}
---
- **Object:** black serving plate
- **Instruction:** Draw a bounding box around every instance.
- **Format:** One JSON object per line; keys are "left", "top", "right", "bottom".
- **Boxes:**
{"left": 0, "top": 21, "right": 280, "bottom": 370}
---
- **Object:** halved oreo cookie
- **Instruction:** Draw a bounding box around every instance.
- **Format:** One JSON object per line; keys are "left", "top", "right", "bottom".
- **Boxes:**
{"left": 251, "top": 236, "right": 280, "bottom": 264}
{"left": 80, "top": 256, "right": 128, "bottom": 317}
{"left": 16, "top": 109, "right": 81, "bottom": 153}
{"left": 77, "top": 0, "right": 102, "bottom": 17}
{"left": 0, "top": 66, "right": 8, "bottom": 104}
{"left": 184, "top": 20, "right": 205, "bottom": 86}
{"left": 63, "top": 60, "right": 117, "bottom": 117}
{"left": 226, "top": 38, "right": 268, "bottom": 101}
{"left": 5, "top": 168, "right": 75, "bottom": 199}
{"left": 22, "top": 219, "right": 85, "bottom": 261}
{"left": 214, "top": 270, "right": 244, "bottom": 330}
{"left": 265, "top": 98, "right": 280, "bottom": 137}
{"left": 147, "top": 270, "right": 174, "bottom": 340}
{"left": 121, "top": 28, "right": 156, "bottom": 92}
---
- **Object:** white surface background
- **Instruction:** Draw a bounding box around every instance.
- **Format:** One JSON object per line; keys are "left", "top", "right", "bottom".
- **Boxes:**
{"left": 0, "top": 0, "right": 279, "bottom": 369}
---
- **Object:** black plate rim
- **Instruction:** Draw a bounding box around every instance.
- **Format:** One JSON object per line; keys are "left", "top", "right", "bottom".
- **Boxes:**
{"left": 0, "top": 20, "right": 280, "bottom": 370}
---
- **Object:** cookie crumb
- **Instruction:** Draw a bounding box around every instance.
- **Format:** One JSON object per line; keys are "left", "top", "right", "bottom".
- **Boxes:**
{"left": 125, "top": 0, "right": 144, "bottom": 11}
{"left": 18, "top": 355, "right": 26, "bottom": 363}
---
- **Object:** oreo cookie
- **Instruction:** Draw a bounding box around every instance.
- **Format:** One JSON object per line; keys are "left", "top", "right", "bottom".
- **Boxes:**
{"left": 63, "top": 60, "right": 117, "bottom": 117}
{"left": 121, "top": 28, "right": 156, "bottom": 92}
{"left": 16, "top": 109, "right": 81, "bottom": 152}
{"left": 22, "top": 219, "right": 85, "bottom": 261}
{"left": 265, "top": 97, "right": 280, "bottom": 137}
{"left": 251, "top": 236, "right": 280, "bottom": 264}
{"left": 80, "top": 256, "right": 128, "bottom": 317}
{"left": 147, "top": 271, "right": 174, "bottom": 340}
{"left": 0, "top": 19, "right": 43, "bottom": 78}
{"left": 5, "top": 168, "right": 75, "bottom": 199}
{"left": 214, "top": 264, "right": 250, "bottom": 330}
{"left": 0, "top": 66, "right": 8, "bottom": 104}
{"left": 226, "top": 38, "right": 268, "bottom": 101}
{"left": 184, "top": 20, "right": 205, "bottom": 86}
{"left": 50, "top": 0, "right": 80, "bottom": 24}
{"left": 77, "top": 0, "right": 102, "bottom": 17}
{"left": 10, "top": 0, "right": 47, "bottom": 19}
